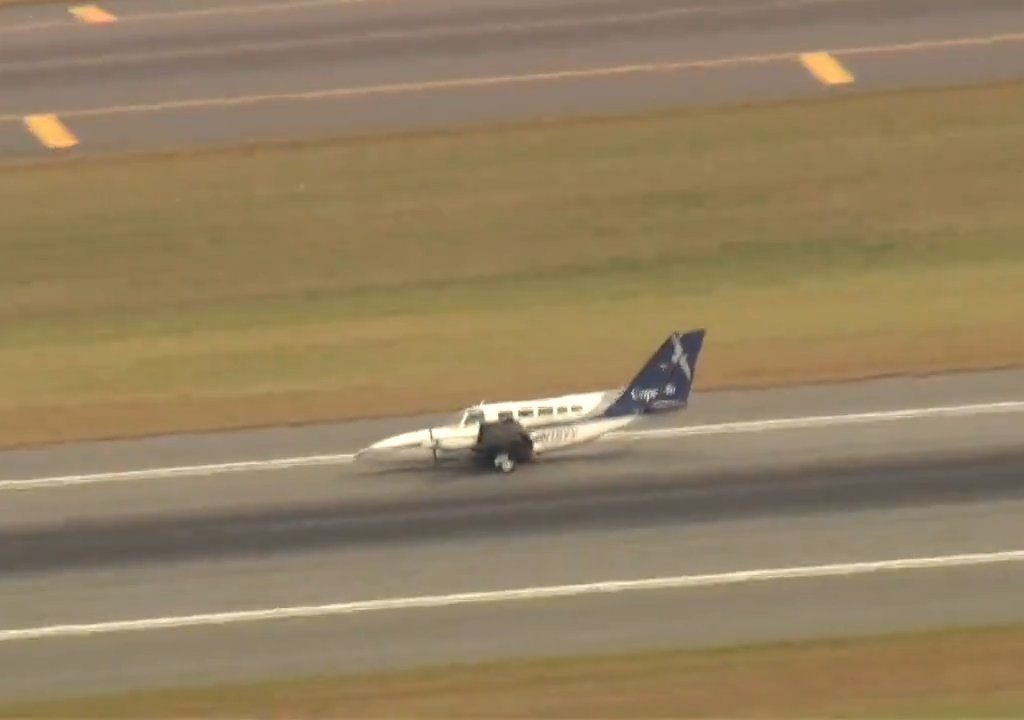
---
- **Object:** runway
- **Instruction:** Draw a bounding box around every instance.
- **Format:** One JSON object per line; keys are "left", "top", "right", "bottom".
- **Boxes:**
{"left": 2, "top": 0, "right": 1024, "bottom": 156}
{"left": 1, "top": 370, "right": 1023, "bottom": 700}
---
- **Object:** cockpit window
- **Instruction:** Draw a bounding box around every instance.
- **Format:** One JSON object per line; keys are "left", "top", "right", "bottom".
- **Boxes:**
{"left": 461, "top": 409, "right": 485, "bottom": 426}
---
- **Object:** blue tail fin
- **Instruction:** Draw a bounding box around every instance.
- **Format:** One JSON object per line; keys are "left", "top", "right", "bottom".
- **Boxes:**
{"left": 603, "top": 329, "right": 706, "bottom": 417}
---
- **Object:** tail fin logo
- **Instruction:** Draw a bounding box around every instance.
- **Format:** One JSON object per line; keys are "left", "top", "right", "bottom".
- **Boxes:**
{"left": 631, "top": 387, "right": 661, "bottom": 402}
{"left": 658, "top": 334, "right": 692, "bottom": 380}
{"left": 671, "top": 333, "right": 692, "bottom": 382}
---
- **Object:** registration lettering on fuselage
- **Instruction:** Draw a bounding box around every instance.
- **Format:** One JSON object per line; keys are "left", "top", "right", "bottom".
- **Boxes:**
{"left": 534, "top": 425, "right": 578, "bottom": 444}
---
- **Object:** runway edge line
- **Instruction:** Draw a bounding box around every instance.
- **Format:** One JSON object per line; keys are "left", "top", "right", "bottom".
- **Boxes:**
{"left": 2, "top": 400, "right": 1023, "bottom": 491}
{"left": 3, "top": 549, "right": 1023, "bottom": 642}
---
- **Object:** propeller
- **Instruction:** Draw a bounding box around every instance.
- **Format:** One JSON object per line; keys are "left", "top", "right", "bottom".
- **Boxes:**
{"left": 428, "top": 427, "right": 438, "bottom": 465}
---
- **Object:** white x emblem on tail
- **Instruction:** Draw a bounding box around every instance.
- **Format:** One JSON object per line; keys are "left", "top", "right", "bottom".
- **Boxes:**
{"left": 671, "top": 333, "right": 692, "bottom": 382}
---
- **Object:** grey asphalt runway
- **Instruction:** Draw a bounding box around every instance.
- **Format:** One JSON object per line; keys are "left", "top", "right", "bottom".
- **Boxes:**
{"left": 3, "top": 367, "right": 1024, "bottom": 521}
{"left": 2, "top": 0, "right": 1024, "bottom": 157}
{"left": 1, "top": 370, "right": 1023, "bottom": 700}
{"left": 5, "top": 563, "right": 1024, "bottom": 700}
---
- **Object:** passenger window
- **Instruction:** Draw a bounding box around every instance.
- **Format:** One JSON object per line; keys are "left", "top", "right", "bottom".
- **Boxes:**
{"left": 538, "top": 407, "right": 553, "bottom": 416}
{"left": 518, "top": 408, "right": 534, "bottom": 418}
{"left": 498, "top": 411, "right": 513, "bottom": 421}
{"left": 571, "top": 405, "right": 583, "bottom": 413}
{"left": 557, "top": 407, "right": 568, "bottom": 414}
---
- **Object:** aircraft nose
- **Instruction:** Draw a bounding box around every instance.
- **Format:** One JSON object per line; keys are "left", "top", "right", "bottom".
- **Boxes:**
{"left": 363, "top": 429, "right": 430, "bottom": 452}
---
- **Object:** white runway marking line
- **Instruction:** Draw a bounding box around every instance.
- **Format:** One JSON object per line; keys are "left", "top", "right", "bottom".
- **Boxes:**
{"left": 3, "top": 30, "right": 1024, "bottom": 124}
{"left": 0, "top": 452, "right": 358, "bottom": 490}
{"left": 611, "top": 399, "right": 1024, "bottom": 441}
{"left": 3, "top": 549, "right": 1022, "bottom": 643}
{"left": 2, "top": 399, "right": 1023, "bottom": 491}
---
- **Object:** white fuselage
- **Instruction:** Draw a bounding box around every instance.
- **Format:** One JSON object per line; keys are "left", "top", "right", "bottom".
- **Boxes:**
{"left": 456, "top": 390, "right": 612, "bottom": 428}
{"left": 358, "top": 388, "right": 633, "bottom": 457}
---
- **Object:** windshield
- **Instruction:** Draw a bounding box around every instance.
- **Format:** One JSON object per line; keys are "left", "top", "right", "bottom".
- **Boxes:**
{"left": 461, "top": 409, "right": 485, "bottom": 426}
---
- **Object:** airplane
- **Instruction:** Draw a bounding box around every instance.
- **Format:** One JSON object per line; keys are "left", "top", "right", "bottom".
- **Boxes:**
{"left": 355, "top": 328, "right": 706, "bottom": 474}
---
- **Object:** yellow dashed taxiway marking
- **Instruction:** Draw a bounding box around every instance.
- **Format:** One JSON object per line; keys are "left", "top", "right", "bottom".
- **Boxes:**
{"left": 800, "top": 51, "right": 854, "bottom": 85}
{"left": 68, "top": 4, "right": 118, "bottom": 24}
{"left": 23, "top": 114, "right": 79, "bottom": 150}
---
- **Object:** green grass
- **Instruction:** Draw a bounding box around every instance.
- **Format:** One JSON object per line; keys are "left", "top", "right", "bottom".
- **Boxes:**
{"left": 4, "top": 625, "right": 1024, "bottom": 718}
{"left": 2, "top": 82, "right": 1024, "bottom": 447}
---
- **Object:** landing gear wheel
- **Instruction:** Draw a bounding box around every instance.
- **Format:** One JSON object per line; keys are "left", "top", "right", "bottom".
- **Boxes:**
{"left": 494, "top": 453, "right": 515, "bottom": 473}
